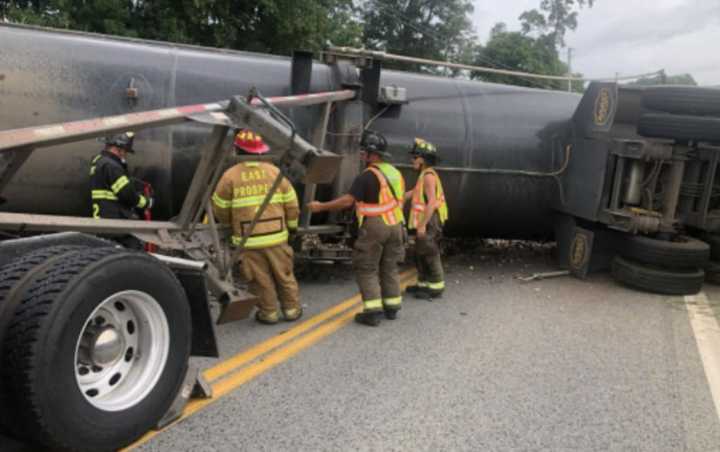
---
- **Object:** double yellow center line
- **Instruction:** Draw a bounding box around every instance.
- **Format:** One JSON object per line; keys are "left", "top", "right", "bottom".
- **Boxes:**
{"left": 125, "top": 269, "right": 417, "bottom": 450}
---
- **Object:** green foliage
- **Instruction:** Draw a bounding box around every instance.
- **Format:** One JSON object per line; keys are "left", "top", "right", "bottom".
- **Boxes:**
{"left": 474, "top": 24, "right": 581, "bottom": 91}
{"left": 0, "top": 0, "right": 599, "bottom": 93}
{"left": 0, "top": 0, "right": 363, "bottom": 55}
{"left": 520, "top": 0, "right": 594, "bottom": 47}
{"left": 361, "top": 0, "right": 478, "bottom": 73}
{"left": 470, "top": 1, "right": 595, "bottom": 91}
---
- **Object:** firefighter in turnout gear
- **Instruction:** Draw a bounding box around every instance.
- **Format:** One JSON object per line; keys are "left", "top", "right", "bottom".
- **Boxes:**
{"left": 89, "top": 131, "right": 153, "bottom": 248}
{"left": 212, "top": 130, "right": 302, "bottom": 325}
{"left": 307, "top": 130, "right": 405, "bottom": 326}
{"left": 404, "top": 138, "right": 448, "bottom": 299}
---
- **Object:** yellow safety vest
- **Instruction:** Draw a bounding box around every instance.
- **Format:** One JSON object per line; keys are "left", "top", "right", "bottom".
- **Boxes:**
{"left": 355, "top": 163, "right": 405, "bottom": 226}
{"left": 409, "top": 167, "right": 448, "bottom": 229}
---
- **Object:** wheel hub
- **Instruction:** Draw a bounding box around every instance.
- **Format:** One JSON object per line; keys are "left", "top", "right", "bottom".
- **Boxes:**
{"left": 91, "top": 326, "right": 125, "bottom": 367}
{"left": 75, "top": 291, "right": 170, "bottom": 412}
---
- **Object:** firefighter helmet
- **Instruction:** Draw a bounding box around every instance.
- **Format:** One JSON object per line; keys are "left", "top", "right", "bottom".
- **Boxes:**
{"left": 410, "top": 137, "right": 438, "bottom": 163}
{"left": 102, "top": 131, "right": 136, "bottom": 153}
{"left": 234, "top": 129, "right": 270, "bottom": 154}
{"left": 361, "top": 130, "right": 391, "bottom": 159}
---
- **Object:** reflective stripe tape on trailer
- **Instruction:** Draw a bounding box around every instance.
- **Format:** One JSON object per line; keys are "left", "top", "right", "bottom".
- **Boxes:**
{"left": 0, "top": 90, "right": 355, "bottom": 153}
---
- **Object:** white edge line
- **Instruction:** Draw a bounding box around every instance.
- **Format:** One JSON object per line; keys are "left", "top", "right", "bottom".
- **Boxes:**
{"left": 685, "top": 292, "right": 720, "bottom": 425}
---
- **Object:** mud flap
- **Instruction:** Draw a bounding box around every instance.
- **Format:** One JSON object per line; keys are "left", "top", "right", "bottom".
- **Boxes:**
{"left": 555, "top": 214, "right": 619, "bottom": 278}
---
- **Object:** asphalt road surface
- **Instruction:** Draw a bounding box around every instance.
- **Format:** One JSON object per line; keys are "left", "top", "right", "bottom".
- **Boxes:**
{"left": 123, "top": 242, "right": 720, "bottom": 452}
{"left": 3, "top": 242, "right": 719, "bottom": 452}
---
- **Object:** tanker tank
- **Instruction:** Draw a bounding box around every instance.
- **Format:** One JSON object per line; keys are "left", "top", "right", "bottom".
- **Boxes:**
{"left": 0, "top": 23, "right": 581, "bottom": 239}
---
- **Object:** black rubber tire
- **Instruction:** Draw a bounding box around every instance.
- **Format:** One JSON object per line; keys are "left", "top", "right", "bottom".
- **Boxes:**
{"left": 638, "top": 113, "right": 720, "bottom": 143}
{"left": 642, "top": 86, "right": 720, "bottom": 116}
{"left": 617, "top": 234, "right": 709, "bottom": 269}
{"left": 0, "top": 245, "right": 89, "bottom": 435}
{"left": 705, "top": 261, "right": 720, "bottom": 285}
{"left": 611, "top": 255, "right": 704, "bottom": 295}
{"left": 0, "top": 248, "right": 192, "bottom": 452}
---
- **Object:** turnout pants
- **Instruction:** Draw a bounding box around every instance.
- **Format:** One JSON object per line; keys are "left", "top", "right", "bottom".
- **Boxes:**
{"left": 240, "top": 243, "right": 300, "bottom": 315}
{"left": 413, "top": 214, "right": 445, "bottom": 293}
{"left": 353, "top": 216, "right": 405, "bottom": 313}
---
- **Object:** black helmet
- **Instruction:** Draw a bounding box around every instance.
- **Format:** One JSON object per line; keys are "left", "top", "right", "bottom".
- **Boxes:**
{"left": 410, "top": 137, "right": 438, "bottom": 164}
{"left": 102, "top": 131, "right": 136, "bottom": 153}
{"left": 361, "top": 130, "right": 391, "bottom": 159}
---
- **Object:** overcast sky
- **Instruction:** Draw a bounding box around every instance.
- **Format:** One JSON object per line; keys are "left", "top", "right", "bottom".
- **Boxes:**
{"left": 472, "top": 0, "right": 720, "bottom": 86}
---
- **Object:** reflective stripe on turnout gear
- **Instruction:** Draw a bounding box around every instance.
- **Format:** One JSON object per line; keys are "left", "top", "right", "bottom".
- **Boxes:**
{"left": 212, "top": 192, "right": 232, "bottom": 209}
{"left": 111, "top": 175, "right": 130, "bottom": 194}
{"left": 426, "top": 281, "right": 445, "bottom": 290}
{"left": 363, "top": 298, "right": 383, "bottom": 311}
{"left": 91, "top": 190, "right": 119, "bottom": 201}
{"left": 383, "top": 296, "right": 402, "bottom": 307}
{"left": 232, "top": 230, "right": 289, "bottom": 249}
{"left": 227, "top": 192, "right": 296, "bottom": 209}
{"left": 409, "top": 167, "right": 448, "bottom": 229}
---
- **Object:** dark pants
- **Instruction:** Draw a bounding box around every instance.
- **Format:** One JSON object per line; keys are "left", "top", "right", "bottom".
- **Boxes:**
{"left": 413, "top": 214, "right": 445, "bottom": 293}
{"left": 353, "top": 216, "right": 405, "bottom": 312}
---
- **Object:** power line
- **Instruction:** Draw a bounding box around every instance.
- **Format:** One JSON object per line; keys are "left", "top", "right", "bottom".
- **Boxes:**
{"left": 331, "top": 46, "right": 663, "bottom": 84}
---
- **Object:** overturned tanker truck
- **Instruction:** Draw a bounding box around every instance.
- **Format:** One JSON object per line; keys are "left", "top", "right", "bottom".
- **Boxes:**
{"left": 3, "top": 22, "right": 720, "bottom": 451}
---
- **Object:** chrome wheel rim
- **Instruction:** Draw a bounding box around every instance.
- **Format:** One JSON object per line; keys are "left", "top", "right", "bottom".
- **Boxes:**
{"left": 74, "top": 290, "right": 170, "bottom": 412}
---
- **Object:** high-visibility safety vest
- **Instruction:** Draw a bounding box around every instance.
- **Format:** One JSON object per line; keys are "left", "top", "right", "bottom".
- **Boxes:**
{"left": 355, "top": 163, "right": 405, "bottom": 226}
{"left": 212, "top": 161, "right": 299, "bottom": 249}
{"left": 409, "top": 167, "right": 448, "bottom": 229}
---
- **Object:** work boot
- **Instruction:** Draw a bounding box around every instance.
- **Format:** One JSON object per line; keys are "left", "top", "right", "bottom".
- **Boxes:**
{"left": 384, "top": 309, "right": 399, "bottom": 320}
{"left": 354, "top": 311, "right": 383, "bottom": 327}
{"left": 283, "top": 307, "right": 303, "bottom": 322}
{"left": 405, "top": 284, "right": 424, "bottom": 294}
{"left": 255, "top": 310, "right": 280, "bottom": 325}
{"left": 414, "top": 289, "right": 443, "bottom": 301}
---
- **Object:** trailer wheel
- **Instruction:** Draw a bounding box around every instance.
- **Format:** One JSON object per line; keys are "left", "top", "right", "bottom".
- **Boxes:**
{"left": 0, "top": 245, "right": 90, "bottom": 435}
{"left": 611, "top": 256, "right": 704, "bottom": 295}
{"left": 637, "top": 113, "right": 720, "bottom": 143}
{"left": 705, "top": 261, "right": 720, "bottom": 285}
{"left": 642, "top": 86, "right": 720, "bottom": 116}
{"left": 617, "top": 234, "right": 709, "bottom": 269}
{"left": 1, "top": 248, "right": 191, "bottom": 452}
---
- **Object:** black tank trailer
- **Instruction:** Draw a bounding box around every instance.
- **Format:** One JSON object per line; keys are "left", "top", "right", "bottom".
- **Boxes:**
{"left": 3, "top": 22, "right": 720, "bottom": 295}
{"left": 0, "top": 23, "right": 579, "bottom": 240}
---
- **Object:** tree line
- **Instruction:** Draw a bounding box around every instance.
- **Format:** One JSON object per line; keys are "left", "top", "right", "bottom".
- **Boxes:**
{"left": 3, "top": 1, "right": 685, "bottom": 91}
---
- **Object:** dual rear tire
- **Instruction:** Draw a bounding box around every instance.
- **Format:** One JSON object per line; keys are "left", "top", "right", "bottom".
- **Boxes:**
{"left": 0, "top": 246, "right": 191, "bottom": 452}
{"left": 611, "top": 234, "right": 708, "bottom": 295}
{"left": 638, "top": 86, "right": 720, "bottom": 143}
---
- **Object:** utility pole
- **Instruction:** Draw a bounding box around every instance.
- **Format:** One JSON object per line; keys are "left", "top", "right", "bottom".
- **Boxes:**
{"left": 567, "top": 47, "right": 573, "bottom": 92}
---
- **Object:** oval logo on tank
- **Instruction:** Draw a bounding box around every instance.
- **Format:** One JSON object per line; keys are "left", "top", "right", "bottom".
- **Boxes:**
{"left": 593, "top": 88, "right": 612, "bottom": 126}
